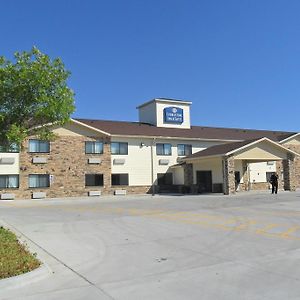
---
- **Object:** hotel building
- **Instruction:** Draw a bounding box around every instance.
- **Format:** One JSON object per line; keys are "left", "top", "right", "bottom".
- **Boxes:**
{"left": 0, "top": 98, "right": 299, "bottom": 200}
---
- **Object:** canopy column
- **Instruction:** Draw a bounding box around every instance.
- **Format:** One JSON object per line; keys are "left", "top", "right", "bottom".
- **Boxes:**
{"left": 184, "top": 163, "right": 194, "bottom": 188}
{"left": 222, "top": 155, "right": 235, "bottom": 195}
{"left": 242, "top": 161, "right": 250, "bottom": 191}
{"left": 283, "top": 153, "right": 296, "bottom": 191}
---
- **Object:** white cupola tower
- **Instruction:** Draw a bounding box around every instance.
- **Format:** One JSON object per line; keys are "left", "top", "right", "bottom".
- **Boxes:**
{"left": 137, "top": 98, "right": 192, "bottom": 129}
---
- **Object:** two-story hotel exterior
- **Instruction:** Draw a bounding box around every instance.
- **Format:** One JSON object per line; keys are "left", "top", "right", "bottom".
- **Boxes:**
{"left": 1, "top": 98, "right": 299, "bottom": 200}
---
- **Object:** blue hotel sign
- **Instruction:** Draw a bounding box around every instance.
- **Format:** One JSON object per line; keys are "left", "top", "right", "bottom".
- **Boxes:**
{"left": 164, "top": 107, "right": 184, "bottom": 124}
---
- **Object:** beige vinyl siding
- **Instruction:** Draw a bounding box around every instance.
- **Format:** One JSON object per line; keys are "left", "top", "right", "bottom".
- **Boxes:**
{"left": 0, "top": 153, "right": 19, "bottom": 175}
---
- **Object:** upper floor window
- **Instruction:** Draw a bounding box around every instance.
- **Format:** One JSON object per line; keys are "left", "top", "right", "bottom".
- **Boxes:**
{"left": 177, "top": 144, "right": 192, "bottom": 156}
{"left": 156, "top": 143, "right": 172, "bottom": 156}
{"left": 0, "top": 143, "right": 19, "bottom": 153}
{"left": 85, "top": 141, "right": 103, "bottom": 154}
{"left": 28, "top": 174, "right": 50, "bottom": 188}
{"left": 29, "top": 140, "right": 50, "bottom": 153}
{"left": 0, "top": 175, "right": 19, "bottom": 188}
{"left": 111, "top": 142, "right": 128, "bottom": 155}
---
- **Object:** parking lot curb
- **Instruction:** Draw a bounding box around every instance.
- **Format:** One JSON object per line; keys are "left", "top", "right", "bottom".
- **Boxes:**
{"left": 0, "top": 219, "right": 53, "bottom": 290}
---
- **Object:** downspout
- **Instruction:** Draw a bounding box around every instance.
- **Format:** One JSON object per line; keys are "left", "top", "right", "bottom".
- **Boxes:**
{"left": 151, "top": 138, "right": 156, "bottom": 196}
{"left": 247, "top": 162, "right": 251, "bottom": 191}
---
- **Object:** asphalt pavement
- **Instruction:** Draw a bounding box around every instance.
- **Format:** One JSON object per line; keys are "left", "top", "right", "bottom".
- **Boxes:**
{"left": 1, "top": 191, "right": 300, "bottom": 299}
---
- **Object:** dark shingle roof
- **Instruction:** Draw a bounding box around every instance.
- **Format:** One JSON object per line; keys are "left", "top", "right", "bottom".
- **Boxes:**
{"left": 74, "top": 118, "right": 296, "bottom": 142}
{"left": 185, "top": 139, "right": 259, "bottom": 159}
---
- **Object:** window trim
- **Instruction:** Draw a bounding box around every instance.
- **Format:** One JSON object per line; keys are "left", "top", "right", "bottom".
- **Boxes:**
{"left": 85, "top": 141, "right": 104, "bottom": 154}
{"left": 111, "top": 173, "right": 129, "bottom": 186}
{"left": 28, "top": 139, "right": 50, "bottom": 153}
{"left": 0, "top": 175, "right": 19, "bottom": 189}
{"left": 28, "top": 174, "right": 50, "bottom": 188}
{"left": 156, "top": 143, "right": 172, "bottom": 156}
{"left": 85, "top": 174, "right": 104, "bottom": 187}
{"left": 111, "top": 142, "right": 128, "bottom": 155}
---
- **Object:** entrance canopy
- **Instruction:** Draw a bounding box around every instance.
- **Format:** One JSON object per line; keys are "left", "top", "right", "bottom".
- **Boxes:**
{"left": 182, "top": 137, "right": 299, "bottom": 163}
{"left": 181, "top": 137, "right": 299, "bottom": 195}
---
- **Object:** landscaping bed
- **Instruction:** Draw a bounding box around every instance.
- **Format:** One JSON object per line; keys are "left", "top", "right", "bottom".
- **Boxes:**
{"left": 0, "top": 226, "right": 40, "bottom": 279}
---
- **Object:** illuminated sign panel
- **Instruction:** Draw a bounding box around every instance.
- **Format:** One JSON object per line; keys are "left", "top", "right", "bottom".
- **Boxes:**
{"left": 164, "top": 107, "right": 183, "bottom": 124}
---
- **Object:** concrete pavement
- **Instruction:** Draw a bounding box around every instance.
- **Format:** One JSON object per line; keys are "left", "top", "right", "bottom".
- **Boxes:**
{"left": 1, "top": 191, "right": 300, "bottom": 299}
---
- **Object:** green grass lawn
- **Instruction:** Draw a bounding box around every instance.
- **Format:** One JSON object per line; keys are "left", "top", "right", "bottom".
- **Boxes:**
{"left": 0, "top": 226, "right": 41, "bottom": 279}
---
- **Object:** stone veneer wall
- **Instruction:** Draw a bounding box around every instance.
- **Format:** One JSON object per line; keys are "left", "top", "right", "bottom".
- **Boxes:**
{"left": 250, "top": 182, "right": 270, "bottom": 191}
{"left": 113, "top": 185, "right": 153, "bottom": 194}
{"left": 14, "top": 135, "right": 112, "bottom": 199}
{"left": 0, "top": 135, "right": 155, "bottom": 199}
{"left": 222, "top": 156, "right": 235, "bottom": 195}
{"left": 282, "top": 144, "right": 300, "bottom": 188}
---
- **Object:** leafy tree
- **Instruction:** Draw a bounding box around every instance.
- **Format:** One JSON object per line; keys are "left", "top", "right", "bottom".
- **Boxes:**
{"left": 0, "top": 47, "right": 75, "bottom": 148}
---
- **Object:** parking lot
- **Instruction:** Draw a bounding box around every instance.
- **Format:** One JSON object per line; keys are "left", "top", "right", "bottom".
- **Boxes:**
{"left": 1, "top": 191, "right": 300, "bottom": 299}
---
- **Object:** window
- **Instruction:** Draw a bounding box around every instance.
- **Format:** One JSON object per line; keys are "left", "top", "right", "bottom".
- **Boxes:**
{"left": 29, "top": 140, "right": 50, "bottom": 153}
{"left": 111, "top": 142, "right": 128, "bottom": 155}
{"left": 177, "top": 144, "right": 192, "bottom": 156}
{"left": 0, "top": 143, "right": 19, "bottom": 153}
{"left": 29, "top": 175, "right": 50, "bottom": 188}
{"left": 0, "top": 175, "right": 19, "bottom": 188}
{"left": 156, "top": 143, "right": 172, "bottom": 156}
{"left": 111, "top": 174, "right": 129, "bottom": 185}
{"left": 85, "top": 174, "right": 104, "bottom": 186}
{"left": 157, "top": 173, "right": 173, "bottom": 185}
{"left": 85, "top": 141, "right": 103, "bottom": 154}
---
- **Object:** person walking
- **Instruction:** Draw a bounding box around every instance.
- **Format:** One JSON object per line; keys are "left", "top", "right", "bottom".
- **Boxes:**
{"left": 270, "top": 172, "right": 279, "bottom": 194}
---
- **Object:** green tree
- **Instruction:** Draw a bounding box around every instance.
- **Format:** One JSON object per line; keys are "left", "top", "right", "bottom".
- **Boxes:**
{"left": 0, "top": 47, "right": 75, "bottom": 148}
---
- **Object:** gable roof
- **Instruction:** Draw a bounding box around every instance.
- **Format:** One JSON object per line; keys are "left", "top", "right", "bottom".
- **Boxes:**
{"left": 74, "top": 118, "right": 296, "bottom": 142}
{"left": 183, "top": 137, "right": 300, "bottom": 161}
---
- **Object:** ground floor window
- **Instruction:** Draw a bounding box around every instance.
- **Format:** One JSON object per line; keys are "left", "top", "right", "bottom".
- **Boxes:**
{"left": 112, "top": 174, "right": 129, "bottom": 185}
{"left": 0, "top": 175, "right": 19, "bottom": 188}
{"left": 157, "top": 173, "right": 173, "bottom": 185}
{"left": 29, "top": 174, "right": 50, "bottom": 188}
{"left": 85, "top": 174, "right": 104, "bottom": 186}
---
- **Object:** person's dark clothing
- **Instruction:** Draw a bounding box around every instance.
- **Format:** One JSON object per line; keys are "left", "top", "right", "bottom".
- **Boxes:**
{"left": 270, "top": 174, "right": 278, "bottom": 194}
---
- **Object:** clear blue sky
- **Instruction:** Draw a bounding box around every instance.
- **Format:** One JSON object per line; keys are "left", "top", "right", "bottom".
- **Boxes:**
{"left": 1, "top": 0, "right": 299, "bottom": 132}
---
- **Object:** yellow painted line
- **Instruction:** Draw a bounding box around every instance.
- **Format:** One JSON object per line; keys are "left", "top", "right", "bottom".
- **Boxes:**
{"left": 256, "top": 224, "right": 281, "bottom": 235}
{"left": 280, "top": 226, "right": 300, "bottom": 239}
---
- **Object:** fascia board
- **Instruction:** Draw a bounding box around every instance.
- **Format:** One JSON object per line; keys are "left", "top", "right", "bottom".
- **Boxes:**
{"left": 70, "top": 119, "right": 111, "bottom": 136}
{"left": 111, "top": 134, "right": 241, "bottom": 143}
{"left": 279, "top": 133, "right": 300, "bottom": 144}
{"left": 226, "top": 137, "right": 300, "bottom": 157}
